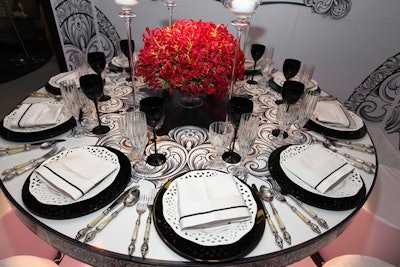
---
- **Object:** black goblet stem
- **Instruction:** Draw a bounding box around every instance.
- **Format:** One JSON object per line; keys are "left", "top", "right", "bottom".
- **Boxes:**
{"left": 229, "top": 126, "right": 238, "bottom": 153}
{"left": 250, "top": 61, "right": 257, "bottom": 82}
{"left": 152, "top": 127, "right": 158, "bottom": 156}
{"left": 93, "top": 99, "right": 102, "bottom": 127}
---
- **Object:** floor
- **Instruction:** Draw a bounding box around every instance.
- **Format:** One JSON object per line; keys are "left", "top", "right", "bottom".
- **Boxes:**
{"left": 0, "top": 54, "right": 60, "bottom": 120}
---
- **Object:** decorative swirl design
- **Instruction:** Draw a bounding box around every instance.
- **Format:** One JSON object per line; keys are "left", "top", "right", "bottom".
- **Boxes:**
{"left": 168, "top": 125, "right": 208, "bottom": 151}
{"left": 345, "top": 53, "right": 400, "bottom": 148}
{"left": 53, "top": 0, "right": 119, "bottom": 70}
{"left": 304, "top": 0, "right": 351, "bottom": 19}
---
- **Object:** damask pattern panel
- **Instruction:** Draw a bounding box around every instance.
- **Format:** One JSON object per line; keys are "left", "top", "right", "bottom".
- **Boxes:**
{"left": 51, "top": 0, "right": 120, "bottom": 70}
{"left": 345, "top": 53, "right": 400, "bottom": 150}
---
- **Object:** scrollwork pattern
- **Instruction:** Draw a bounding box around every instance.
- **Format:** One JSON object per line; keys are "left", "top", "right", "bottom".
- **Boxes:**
{"left": 53, "top": 0, "right": 119, "bottom": 70}
{"left": 345, "top": 53, "right": 400, "bottom": 148}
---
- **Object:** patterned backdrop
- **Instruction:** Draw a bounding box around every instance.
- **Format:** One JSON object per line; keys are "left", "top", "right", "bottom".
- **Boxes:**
{"left": 50, "top": 0, "right": 120, "bottom": 70}
{"left": 345, "top": 52, "right": 400, "bottom": 150}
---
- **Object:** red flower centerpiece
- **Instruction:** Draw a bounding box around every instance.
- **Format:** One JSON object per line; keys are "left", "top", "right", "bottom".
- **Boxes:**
{"left": 135, "top": 19, "right": 245, "bottom": 100}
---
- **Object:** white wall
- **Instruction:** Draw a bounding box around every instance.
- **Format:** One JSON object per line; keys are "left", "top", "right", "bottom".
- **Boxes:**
{"left": 99, "top": 0, "right": 400, "bottom": 103}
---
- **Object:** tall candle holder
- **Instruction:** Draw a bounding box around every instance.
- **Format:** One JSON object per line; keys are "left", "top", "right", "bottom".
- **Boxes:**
{"left": 224, "top": 0, "right": 257, "bottom": 98}
{"left": 164, "top": 0, "right": 177, "bottom": 27}
{"left": 115, "top": 0, "right": 140, "bottom": 110}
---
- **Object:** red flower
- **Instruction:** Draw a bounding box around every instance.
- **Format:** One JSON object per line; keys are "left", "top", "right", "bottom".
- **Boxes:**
{"left": 136, "top": 19, "right": 245, "bottom": 99}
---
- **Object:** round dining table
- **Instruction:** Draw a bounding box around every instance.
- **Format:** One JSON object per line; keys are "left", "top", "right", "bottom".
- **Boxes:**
{"left": 0, "top": 70, "right": 378, "bottom": 266}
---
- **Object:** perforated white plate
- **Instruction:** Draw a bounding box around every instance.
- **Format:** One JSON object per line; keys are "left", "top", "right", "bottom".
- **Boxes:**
{"left": 3, "top": 101, "right": 72, "bottom": 133}
{"left": 29, "top": 146, "right": 120, "bottom": 205}
{"left": 162, "top": 170, "right": 256, "bottom": 246}
{"left": 280, "top": 144, "right": 363, "bottom": 198}
{"left": 311, "top": 108, "right": 364, "bottom": 132}
{"left": 48, "top": 71, "right": 79, "bottom": 88}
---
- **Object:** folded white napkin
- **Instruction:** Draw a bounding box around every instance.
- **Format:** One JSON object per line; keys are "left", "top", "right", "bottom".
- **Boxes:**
{"left": 281, "top": 145, "right": 354, "bottom": 193}
{"left": 10, "top": 103, "right": 63, "bottom": 128}
{"left": 35, "top": 149, "right": 117, "bottom": 200}
{"left": 314, "top": 101, "right": 351, "bottom": 128}
{"left": 176, "top": 173, "right": 251, "bottom": 230}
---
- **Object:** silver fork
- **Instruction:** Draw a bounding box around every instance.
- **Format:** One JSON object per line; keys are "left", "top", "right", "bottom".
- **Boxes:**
{"left": 269, "top": 179, "right": 321, "bottom": 234}
{"left": 128, "top": 195, "right": 147, "bottom": 255}
{"left": 141, "top": 189, "right": 156, "bottom": 257}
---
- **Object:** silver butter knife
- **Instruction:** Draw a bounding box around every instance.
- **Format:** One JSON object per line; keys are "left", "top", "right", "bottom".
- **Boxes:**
{"left": 76, "top": 185, "right": 139, "bottom": 240}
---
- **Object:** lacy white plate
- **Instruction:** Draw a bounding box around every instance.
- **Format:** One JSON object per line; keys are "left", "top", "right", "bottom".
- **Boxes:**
{"left": 273, "top": 72, "right": 318, "bottom": 90}
{"left": 3, "top": 101, "right": 72, "bottom": 133}
{"left": 311, "top": 106, "right": 364, "bottom": 132}
{"left": 48, "top": 71, "right": 79, "bottom": 88}
{"left": 29, "top": 146, "right": 120, "bottom": 205}
{"left": 162, "top": 170, "right": 257, "bottom": 246}
{"left": 280, "top": 144, "right": 363, "bottom": 198}
{"left": 111, "top": 57, "right": 129, "bottom": 68}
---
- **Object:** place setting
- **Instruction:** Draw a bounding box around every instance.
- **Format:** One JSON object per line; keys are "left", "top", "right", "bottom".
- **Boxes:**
{"left": 268, "top": 143, "right": 366, "bottom": 211}
{"left": 305, "top": 93, "right": 367, "bottom": 139}
{"left": 21, "top": 145, "right": 132, "bottom": 219}
{"left": 0, "top": 99, "right": 76, "bottom": 142}
{"left": 153, "top": 169, "right": 266, "bottom": 263}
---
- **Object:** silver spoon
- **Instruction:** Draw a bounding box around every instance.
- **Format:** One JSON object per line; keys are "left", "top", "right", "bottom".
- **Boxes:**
{"left": 260, "top": 187, "right": 291, "bottom": 245}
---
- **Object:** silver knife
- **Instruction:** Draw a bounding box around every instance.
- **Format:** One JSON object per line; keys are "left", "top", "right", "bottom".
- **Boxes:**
{"left": 75, "top": 185, "right": 139, "bottom": 240}
{"left": 1, "top": 139, "right": 66, "bottom": 155}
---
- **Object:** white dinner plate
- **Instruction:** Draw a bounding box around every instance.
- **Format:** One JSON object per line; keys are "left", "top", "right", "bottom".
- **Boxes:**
{"left": 48, "top": 71, "right": 79, "bottom": 88}
{"left": 272, "top": 71, "right": 318, "bottom": 90}
{"left": 310, "top": 105, "right": 364, "bottom": 132}
{"left": 280, "top": 144, "right": 364, "bottom": 198}
{"left": 29, "top": 146, "right": 120, "bottom": 205}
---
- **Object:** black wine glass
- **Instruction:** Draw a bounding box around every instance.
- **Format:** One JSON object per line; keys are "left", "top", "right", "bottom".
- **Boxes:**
{"left": 281, "top": 80, "right": 304, "bottom": 106}
{"left": 119, "top": 39, "right": 135, "bottom": 82}
{"left": 139, "top": 96, "right": 166, "bottom": 166}
{"left": 275, "top": 58, "right": 301, "bottom": 105}
{"left": 282, "top": 58, "right": 301, "bottom": 81}
{"left": 222, "top": 97, "right": 254, "bottom": 164}
{"left": 87, "top": 51, "right": 110, "bottom": 101}
{"left": 79, "top": 74, "right": 110, "bottom": 135}
{"left": 247, "top": 44, "right": 265, "bottom": 85}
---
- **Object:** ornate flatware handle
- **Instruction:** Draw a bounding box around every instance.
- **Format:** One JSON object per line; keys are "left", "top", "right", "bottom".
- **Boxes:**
{"left": 76, "top": 211, "right": 109, "bottom": 240}
{"left": 266, "top": 213, "right": 283, "bottom": 248}
{"left": 289, "top": 195, "right": 329, "bottom": 229}
{"left": 141, "top": 214, "right": 152, "bottom": 257}
{"left": 6, "top": 144, "right": 31, "bottom": 154}
{"left": 270, "top": 204, "right": 291, "bottom": 245}
{"left": 2, "top": 162, "right": 39, "bottom": 181}
{"left": 128, "top": 216, "right": 141, "bottom": 255}
{"left": 84, "top": 207, "right": 122, "bottom": 243}
{"left": 289, "top": 204, "right": 321, "bottom": 234}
